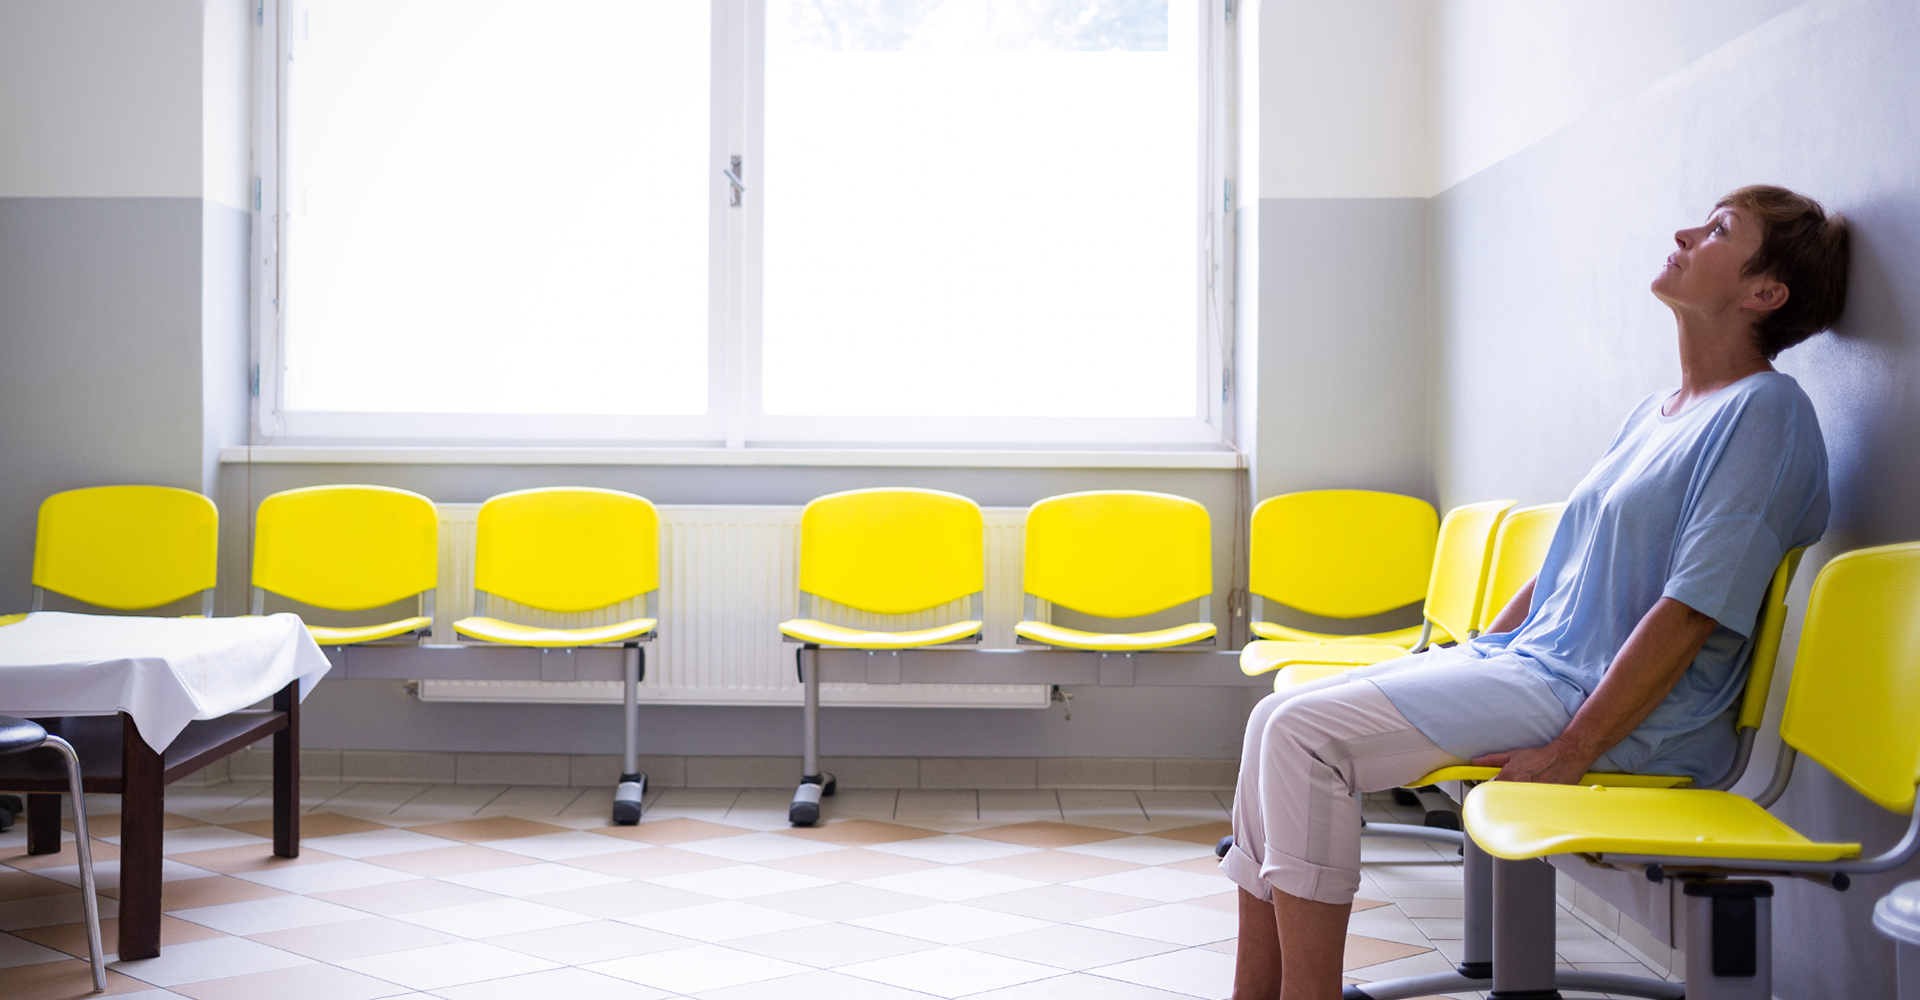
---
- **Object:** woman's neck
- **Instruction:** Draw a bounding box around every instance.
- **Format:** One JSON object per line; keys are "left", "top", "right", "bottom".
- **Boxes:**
{"left": 1665, "top": 312, "right": 1774, "bottom": 416}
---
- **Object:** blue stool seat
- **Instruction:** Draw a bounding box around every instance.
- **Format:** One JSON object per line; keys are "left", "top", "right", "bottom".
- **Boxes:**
{"left": 0, "top": 715, "right": 48, "bottom": 756}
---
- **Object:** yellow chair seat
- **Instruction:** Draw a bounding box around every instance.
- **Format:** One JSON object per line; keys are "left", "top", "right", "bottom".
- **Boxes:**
{"left": 0, "top": 613, "right": 25, "bottom": 627}
{"left": 1249, "top": 620, "right": 1436, "bottom": 647}
{"left": 1464, "top": 782, "right": 1861, "bottom": 863}
{"left": 1239, "top": 639, "right": 1413, "bottom": 676}
{"left": 453, "top": 616, "right": 657, "bottom": 647}
{"left": 1014, "top": 620, "right": 1216, "bottom": 651}
{"left": 1412, "top": 765, "right": 1691, "bottom": 789}
{"left": 307, "top": 617, "right": 432, "bottom": 645}
{"left": 779, "top": 619, "right": 982, "bottom": 649}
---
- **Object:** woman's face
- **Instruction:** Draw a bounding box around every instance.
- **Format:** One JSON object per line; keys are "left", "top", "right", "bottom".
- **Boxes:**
{"left": 1651, "top": 205, "right": 1782, "bottom": 319}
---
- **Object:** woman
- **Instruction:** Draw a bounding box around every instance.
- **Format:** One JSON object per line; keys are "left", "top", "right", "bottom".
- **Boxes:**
{"left": 1224, "top": 186, "right": 1851, "bottom": 1000}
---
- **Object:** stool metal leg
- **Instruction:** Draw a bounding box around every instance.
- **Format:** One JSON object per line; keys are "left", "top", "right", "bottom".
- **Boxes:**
{"left": 46, "top": 735, "right": 105, "bottom": 992}
{"left": 788, "top": 645, "right": 835, "bottom": 827}
{"left": 612, "top": 645, "right": 646, "bottom": 825}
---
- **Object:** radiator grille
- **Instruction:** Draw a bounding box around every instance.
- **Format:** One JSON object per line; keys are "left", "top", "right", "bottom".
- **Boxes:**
{"left": 421, "top": 504, "right": 1046, "bottom": 708}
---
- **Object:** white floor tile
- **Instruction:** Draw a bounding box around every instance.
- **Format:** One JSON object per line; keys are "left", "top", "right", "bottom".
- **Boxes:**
{"left": 1067, "top": 867, "right": 1226, "bottom": 902}
{"left": 674, "top": 833, "right": 842, "bottom": 863}
{"left": 395, "top": 898, "right": 595, "bottom": 937}
{"left": 847, "top": 902, "right": 1054, "bottom": 945}
{"left": 336, "top": 940, "right": 563, "bottom": 990}
{"left": 110, "top": 935, "right": 312, "bottom": 987}
{"left": 837, "top": 945, "right": 1060, "bottom": 998}
{"left": 967, "top": 970, "right": 1198, "bottom": 999}
{"left": 1346, "top": 902, "right": 1433, "bottom": 947}
{"left": 865, "top": 835, "right": 1039, "bottom": 865}
{"left": 302, "top": 828, "right": 465, "bottom": 858}
{"left": 1087, "top": 946, "right": 1235, "bottom": 999}
{"left": 170, "top": 894, "right": 368, "bottom": 935}
{"left": 619, "top": 901, "right": 822, "bottom": 942}
{"left": 1078, "top": 904, "right": 1237, "bottom": 946}
{"left": 856, "top": 866, "right": 1048, "bottom": 902}
{"left": 1344, "top": 946, "right": 1457, "bottom": 982}
{"left": 439, "top": 862, "right": 626, "bottom": 897}
{"left": 32, "top": 859, "right": 215, "bottom": 890}
{"left": 481, "top": 832, "right": 645, "bottom": 861}
{"left": 586, "top": 943, "right": 811, "bottom": 993}
{"left": 694, "top": 969, "right": 939, "bottom": 1000}
{"left": 645, "top": 864, "right": 833, "bottom": 900}
{"left": 0, "top": 929, "right": 68, "bottom": 967}
{"left": 432, "top": 966, "right": 673, "bottom": 1000}
{"left": 151, "top": 826, "right": 271, "bottom": 854}
{"left": 0, "top": 890, "right": 119, "bottom": 931}
{"left": 1057, "top": 836, "right": 1216, "bottom": 866}
{"left": 231, "top": 859, "right": 421, "bottom": 894}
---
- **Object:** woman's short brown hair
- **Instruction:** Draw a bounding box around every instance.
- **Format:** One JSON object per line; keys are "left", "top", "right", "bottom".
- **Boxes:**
{"left": 1717, "top": 185, "right": 1851, "bottom": 358}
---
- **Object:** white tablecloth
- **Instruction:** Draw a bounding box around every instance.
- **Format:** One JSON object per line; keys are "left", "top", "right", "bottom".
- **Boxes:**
{"left": 0, "top": 612, "right": 332, "bottom": 752}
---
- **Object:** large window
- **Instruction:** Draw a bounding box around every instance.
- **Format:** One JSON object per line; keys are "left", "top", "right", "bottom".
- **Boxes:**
{"left": 257, "top": 0, "right": 1227, "bottom": 446}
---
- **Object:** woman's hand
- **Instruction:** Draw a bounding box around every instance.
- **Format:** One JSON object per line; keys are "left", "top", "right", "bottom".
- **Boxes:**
{"left": 1472, "top": 740, "right": 1597, "bottom": 785}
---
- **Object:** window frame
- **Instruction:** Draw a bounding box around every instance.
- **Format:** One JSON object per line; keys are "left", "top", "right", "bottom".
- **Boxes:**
{"left": 252, "top": 0, "right": 1232, "bottom": 449}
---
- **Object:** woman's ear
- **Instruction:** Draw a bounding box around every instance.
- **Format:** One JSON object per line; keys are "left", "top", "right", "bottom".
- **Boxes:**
{"left": 1746, "top": 278, "right": 1789, "bottom": 315}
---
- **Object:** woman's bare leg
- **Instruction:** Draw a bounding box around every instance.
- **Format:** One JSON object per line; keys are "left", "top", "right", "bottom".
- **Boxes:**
{"left": 1233, "top": 887, "right": 1282, "bottom": 1000}
{"left": 1275, "top": 889, "right": 1351, "bottom": 1000}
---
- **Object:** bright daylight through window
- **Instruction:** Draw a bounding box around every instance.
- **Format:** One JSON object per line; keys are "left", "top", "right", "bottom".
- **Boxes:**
{"left": 264, "top": 0, "right": 1218, "bottom": 445}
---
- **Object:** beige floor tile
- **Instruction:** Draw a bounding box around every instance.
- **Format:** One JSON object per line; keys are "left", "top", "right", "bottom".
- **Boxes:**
{"left": 483, "top": 918, "right": 696, "bottom": 964}
{"left": 970, "top": 884, "right": 1156, "bottom": 923}
{"left": 977, "top": 791, "right": 1065, "bottom": 822}
{"left": 16, "top": 913, "right": 226, "bottom": 956}
{"left": 729, "top": 920, "right": 937, "bottom": 967}
{"left": 4, "top": 840, "right": 120, "bottom": 870}
{"left": 963, "top": 850, "right": 1143, "bottom": 883}
{"left": 226, "top": 813, "right": 387, "bottom": 839}
{"left": 432, "top": 965, "right": 670, "bottom": 999}
{"left": 245, "top": 914, "right": 461, "bottom": 961}
{"left": 1159, "top": 855, "right": 1230, "bottom": 875}
{"left": 1153, "top": 821, "right": 1231, "bottom": 845}
{"left": 65, "top": 813, "right": 206, "bottom": 838}
{"left": 1184, "top": 891, "right": 1238, "bottom": 913}
{"left": 1342, "top": 933, "right": 1432, "bottom": 972}
{"left": 757, "top": 849, "right": 941, "bottom": 881}
{"left": 403, "top": 817, "right": 567, "bottom": 843}
{"left": 157, "top": 876, "right": 290, "bottom": 911}
{"left": 165, "top": 845, "right": 345, "bottom": 875}
{"left": 306, "top": 879, "right": 500, "bottom": 916}
{"left": 803, "top": 790, "right": 904, "bottom": 822}
{"left": 168, "top": 956, "right": 406, "bottom": 1000}
{"left": 364, "top": 845, "right": 540, "bottom": 878}
{"left": 772, "top": 820, "right": 936, "bottom": 847}
{"left": 3, "top": 957, "right": 154, "bottom": 999}
{"left": 522, "top": 880, "right": 717, "bottom": 918}
{"left": 590, "top": 818, "right": 751, "bottom": 845}
{"left": 968, "top": 822, "right": 1124, "bottom": 848}
{"left": 564, "top": 847, "right": 734, "bottom": 880}
{"left": 745, "top": 882, "right": 933, "bottom": 920}
{"left": 968, "top": 922, "right": 1177, "bottom": 971}
{"left": 474, "top": 787, "right": 584, "bottom": 818}
{"left": 0, "top": 871, "right": 74, "bottom": 902}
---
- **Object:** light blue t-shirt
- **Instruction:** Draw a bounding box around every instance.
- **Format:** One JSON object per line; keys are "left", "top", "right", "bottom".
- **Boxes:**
{"left": 1374, "top": 371, "right": 1829, "bottom": 780}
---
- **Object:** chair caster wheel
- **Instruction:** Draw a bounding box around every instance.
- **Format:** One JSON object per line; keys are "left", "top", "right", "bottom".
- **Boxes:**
{"left": 790, "top": 778, "right": 826, "bottom": 827}
{"left": 1215, "top": 834, "right": 1233, "bottom": 858}
{"left": 822, "top": 774, "right": 836, "bottom": 796}
{"left": 1391, "top": 787, "right": 1421, "bottom": 807}
{"left": 612, "top": 773, "right": 645, "bottom": 825}
{"left": 0, "top": 795, "right": 20, "bottom": 833}
{"left": 1423, "top": 809, "right": 1461, "bottom": 830}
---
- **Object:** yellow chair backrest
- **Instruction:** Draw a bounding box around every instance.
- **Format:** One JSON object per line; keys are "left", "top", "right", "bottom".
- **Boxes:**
{"left": 1421, "top": 500, "right": 1515, "bottom": 641}
{"left": 799, "top": 488, "right": 983, "bottom": 615}
{"left": 34, "top": 485, "right": 218, "bottom": 610}
{"left": 1024, "top": 491, "right": 1211, "bottom": 618}
{"left": 1472, "top": 502, "right": 1567, "bottom": 633}
{"left": 1249, "top": 490, "right": 1437, "bottom": 619}
{"left": 1735, "top": 547, "right": 1807, "bottom": 733}
{"left": 254, "top": 485, "right": 439, "bottom": 611}
{"left": 473, "top": 487, "right": 659, "bottom": 613}
{"left": 1779, "top": 541, "right": 1920, "bottom": 813}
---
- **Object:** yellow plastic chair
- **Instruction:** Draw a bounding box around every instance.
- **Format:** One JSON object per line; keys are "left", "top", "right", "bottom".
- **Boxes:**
{"left": 1239, "top": 498, "right": 1513, "bottom": 687}
{"left": 1470, "top": 501, "right": 1566, "bottom": 634}
{"left": 779, "top": 488, "right": 986, "bottom": 825}
{"left": 1246, "top": 490, "right": 1439, "bottom": 650}
{"left": 251, "top": 485, "right": 439, "bottom": 645}
{"left": 1014, "top": 490, "right": 1215, "bottom": 652}
{"left": 30, "top": 486, "right": 219, "bottom": 617}
{"left": 452, "top": 487, "right": 660, "bottom": 824}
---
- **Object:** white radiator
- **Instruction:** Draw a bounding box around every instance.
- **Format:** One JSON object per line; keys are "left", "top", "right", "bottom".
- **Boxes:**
{"left": 419, "top": 504, "right": 1049, "bottom": 709}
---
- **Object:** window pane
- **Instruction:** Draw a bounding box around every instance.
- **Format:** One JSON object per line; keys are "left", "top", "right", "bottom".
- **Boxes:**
{"left": 762, "top": 0, "right": 1200, "bottom": 419}
{"left": 283, "top": 0, "right": 711, "bottom": 416}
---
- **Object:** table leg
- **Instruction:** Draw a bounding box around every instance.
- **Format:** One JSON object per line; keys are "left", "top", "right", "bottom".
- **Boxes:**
{"left": 118, "top": 714, "right": 164, "bottom": 961}
{"left": 26, "top": 793, "right": 61, "bottom": 855}
{"left": 273, "top": 681, "right": 300, "bottom": 858}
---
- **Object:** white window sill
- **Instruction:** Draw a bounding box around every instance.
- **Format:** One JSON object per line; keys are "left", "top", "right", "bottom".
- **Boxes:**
{"left": 218, "top": 445, "right": 1244, "bottom": 470}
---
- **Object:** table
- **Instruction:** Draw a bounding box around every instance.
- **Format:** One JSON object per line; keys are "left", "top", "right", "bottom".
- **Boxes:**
{"left": 0, "top": 612, "right": 330, "bottom": 959}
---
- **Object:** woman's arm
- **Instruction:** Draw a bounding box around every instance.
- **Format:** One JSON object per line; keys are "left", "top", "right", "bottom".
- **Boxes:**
{"left": 1471, "top": 596, "right": 1718, "bottom": 784}
{"left": 1483, "top": 577, "right": 1535, "bottom": 635}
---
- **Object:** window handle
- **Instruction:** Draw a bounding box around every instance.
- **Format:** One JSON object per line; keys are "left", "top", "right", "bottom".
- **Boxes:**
{"left": 722, "top": 155, "right": 746, "bottom": 207}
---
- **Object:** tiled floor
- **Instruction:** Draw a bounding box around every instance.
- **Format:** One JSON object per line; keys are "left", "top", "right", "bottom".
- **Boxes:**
{"left": 0, "top": 783, "right": 1674, "bottom": 999}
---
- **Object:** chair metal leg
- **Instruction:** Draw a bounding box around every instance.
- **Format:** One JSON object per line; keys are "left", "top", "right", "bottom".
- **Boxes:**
{"left": 1490, "top": 856, "right": 1562, "bottom": 999}
{"left": 27, "top": 792, "right": 60, "bottom": 854}
{"left": 613, "top": 645, "right": 646, "bottom": 825}
{"left": 789, "top": 646, "right": 835, "bottom": 827}
{"left": 46, "top": 735, "right": 105, "bottom": 993}
{"left": 1676, "top": 878, "right": 1773, "bottom": 1000}
{"left": 1344, "top": 835, "right": 1492, "bottom": 1000}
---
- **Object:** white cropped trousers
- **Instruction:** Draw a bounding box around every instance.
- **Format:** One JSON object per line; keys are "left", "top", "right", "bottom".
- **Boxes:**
{"left": 1221, "top": 672, "right": 1466, "bottom": 906}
